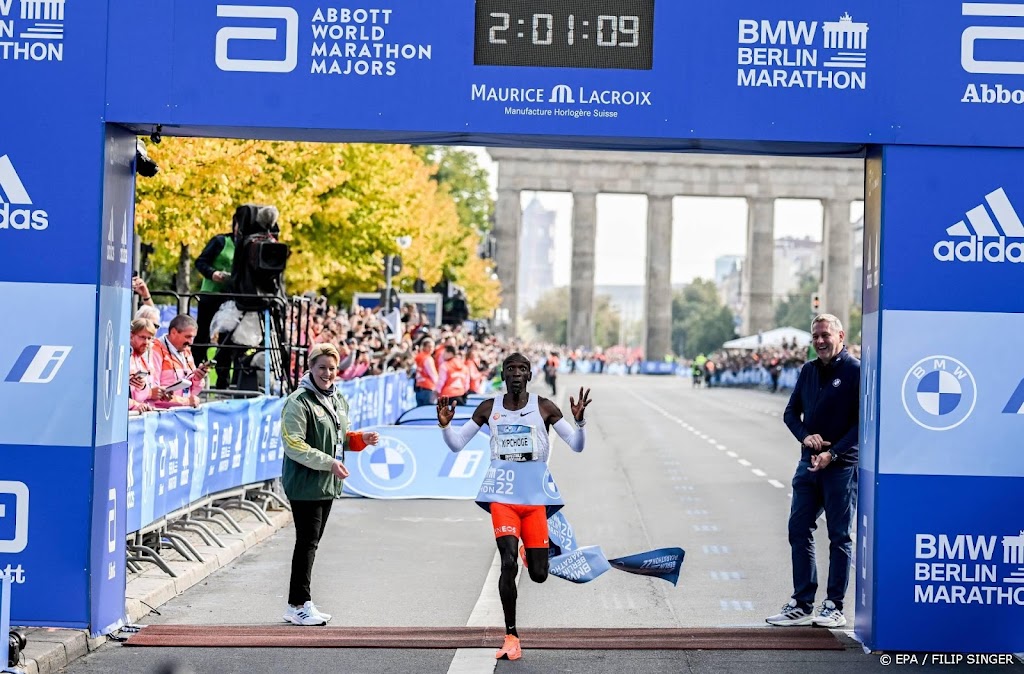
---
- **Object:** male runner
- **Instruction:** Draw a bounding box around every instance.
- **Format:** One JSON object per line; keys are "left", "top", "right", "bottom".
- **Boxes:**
{"left": 438, "top": 352, "right": 591, "bottom": 661}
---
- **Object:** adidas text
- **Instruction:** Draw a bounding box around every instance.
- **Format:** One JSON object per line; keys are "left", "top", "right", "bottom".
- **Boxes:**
{"left": 962, "top": 83, "right": 1024, "bottom": 105}
{"left": 0, "top": 203, "right": 48, "bottom": 231}
{"left": 933, "top": 236, "right": 1024, "bottom": 263}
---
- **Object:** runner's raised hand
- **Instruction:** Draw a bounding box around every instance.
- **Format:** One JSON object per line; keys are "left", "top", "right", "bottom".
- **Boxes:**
{"left": 569, "top": 387, "right": 592, "bottom": 422}
{"left": 437, "top": 396, "right": 457, "bottom": 427}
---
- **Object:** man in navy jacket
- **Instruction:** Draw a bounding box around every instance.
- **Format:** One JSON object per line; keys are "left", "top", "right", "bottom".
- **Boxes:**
{"left": 767, "top": 314, "right": 859, "bottom": 629}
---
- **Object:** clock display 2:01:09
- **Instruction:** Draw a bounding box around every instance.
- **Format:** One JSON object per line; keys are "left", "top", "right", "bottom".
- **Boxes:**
{"left": 473, "top": 1, "right": 654, "bottom": 70}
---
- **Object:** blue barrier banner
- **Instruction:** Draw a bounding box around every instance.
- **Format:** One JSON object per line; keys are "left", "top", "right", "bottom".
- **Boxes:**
{"left": 125, "top": 372, "right": 413, "bottom": 531}
{"left": 396, "top": 405, "right": 474, "bottom": 426}
{"left": 640, "top": 361, "right": 677, "bottom": 376}
{"left": 255, "top": 397, "right": 286, "bottom": 483}
{"left": 343, "top": 426, "right": 490, "bottom": 499}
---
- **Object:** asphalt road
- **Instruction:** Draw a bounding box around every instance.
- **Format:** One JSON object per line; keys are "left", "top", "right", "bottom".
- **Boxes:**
{"left": 65, "top": 375, "right": 1016, "bottom": 674}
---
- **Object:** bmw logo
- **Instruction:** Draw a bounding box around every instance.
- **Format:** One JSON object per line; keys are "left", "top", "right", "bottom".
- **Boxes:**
{"left": 542, "top": 468, "right": 561, "bottom": 500}
{"left": 357, "top": 436, "right": 417, "bottom": 490}
{"left": 901, "top": 355, "right": 977, "bottom": 431}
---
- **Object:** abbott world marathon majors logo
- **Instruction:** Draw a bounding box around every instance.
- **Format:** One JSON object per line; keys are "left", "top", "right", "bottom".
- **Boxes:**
{"left": 357, "top": 435, "right": 416, "bottom": 491}
{"left": 901, "top": 356, "right": 977, "bottom": 431}
{"left": 961, "top": 2, "right": 1024, "bottom": 106}
{"left": 0, "top": 154, "right": 48, "bottom": 231}
{"left": 914, "top": 530, "right": 1024, "bottom": 606}
{"left": 470, "top": 82, "right": 652, "bottom": 120}
{"left": 0, "top": 0, "right": 65, "bottom": 62}
{"left": 933, "top": 187, "right": 1024, "bottom": 263}
{"left": 736, "top": 12, "right": 868, "bottom": 90}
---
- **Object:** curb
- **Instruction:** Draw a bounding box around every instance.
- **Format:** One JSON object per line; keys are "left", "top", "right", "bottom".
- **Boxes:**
{"left": 12, "top": 507, "right": 292, "bottom": 674}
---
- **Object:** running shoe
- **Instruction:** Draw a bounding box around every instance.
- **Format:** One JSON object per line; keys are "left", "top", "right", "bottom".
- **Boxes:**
{"left": 495, "top": 634, "right": 522, "bottom": 660}
{"left": 765, "top": 599, "right": 814, "bottom": 626}
{"left": 812, "top": 600, "right": 847, "bottom": 628}
{"left": 307, "top": 600, "right": 332, "bottom": 623}
{"left": 283, "top": 603, "right": 327, "bottom": 626}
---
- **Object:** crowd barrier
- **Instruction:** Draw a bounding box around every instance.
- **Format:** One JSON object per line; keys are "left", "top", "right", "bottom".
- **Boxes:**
{"left": 126, "top": 372, "right": 416, "bottom": 535}
{"left": 712, "top": 366, "right": 800, "bottom": 391}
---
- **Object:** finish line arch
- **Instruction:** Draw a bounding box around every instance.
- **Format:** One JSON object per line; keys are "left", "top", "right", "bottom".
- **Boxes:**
{"left": 1, "top": 1, "right": 1022, "bottom": 653}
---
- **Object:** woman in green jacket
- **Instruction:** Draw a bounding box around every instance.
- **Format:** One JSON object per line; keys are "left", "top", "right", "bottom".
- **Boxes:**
{"left": 280, "top": 342, "right": 379, "bottom": 626}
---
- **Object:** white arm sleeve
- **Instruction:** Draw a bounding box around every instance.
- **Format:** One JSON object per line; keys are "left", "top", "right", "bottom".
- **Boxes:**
{"left": 553, "top": 418, "right": 586, "bottom": 453}
{"left": 442, "top": 420, "right": 482, "bottom": 452}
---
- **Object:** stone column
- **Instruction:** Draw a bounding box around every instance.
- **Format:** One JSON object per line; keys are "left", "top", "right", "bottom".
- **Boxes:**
{"left": 645, "top": 195, "right": 673, "bottom": 361}
{"left": 568, "top": 191, "right": 597, "bottom": 350}
{"left": 822, "top": 199, "right": 853, "bottom": 332}
{"left": 494, "top": 189, "right": 521, "bottom": 336}
{"left": 742, "top": 197, "right": 775, "bottom": 335}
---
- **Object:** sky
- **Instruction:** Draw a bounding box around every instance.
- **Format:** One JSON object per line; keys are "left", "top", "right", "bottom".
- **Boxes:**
{"left": 466, "top": 147, "right": 864, "bottom": 288}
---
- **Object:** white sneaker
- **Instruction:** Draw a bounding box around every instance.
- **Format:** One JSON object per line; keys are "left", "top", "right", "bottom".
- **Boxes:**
{"left": 812, "top": 600, "right": 847, "bottom": 628}
{"left": 283, "top": 603, "right": 326, "bottom": 626}
{"left": 307, "top": 600, "right": 332, "bottom": 623}
{"left": 765, "top": 599, "right": 814, "bottom": 626}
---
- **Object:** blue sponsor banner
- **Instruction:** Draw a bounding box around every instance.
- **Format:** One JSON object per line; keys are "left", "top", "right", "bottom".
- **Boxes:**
{"left": 95, "top": 1, "right": 1024, "bottom": 150}
{"left": 0, "top": 283, "right": 97, "bottom": 448}
{"left": 343, "top": 427, "right": 491, "bottom": 499}
{"left": 640, "top": 361, "right": 677, "bottom": 375}
{"left": 0, "top": 4, "right": 111, "bottom": 286}
{"left": 90, "top": 442, "right": 128, "bottom": 636}
{"left": 125, "top": 374, "right": 412, "bottom": 531}
{"left": 880, "top": 146, "right": 1024, "bottom": 314}
{"left": 878, "top": 310, "right": 1024, "bottom": 478}
{"left": 873, "top": 474, "right": 1024, "bottom": 653}
{"left": 0, "top": 446, "right": 91, "bottom": 628}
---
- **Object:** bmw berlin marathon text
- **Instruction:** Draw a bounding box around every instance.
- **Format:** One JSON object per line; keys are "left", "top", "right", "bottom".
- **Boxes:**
{"left": 0, "top": 0, "right": 64, "bottom": 62}
{"left": 737, "top": 13, "right": 868, "bottom": 90}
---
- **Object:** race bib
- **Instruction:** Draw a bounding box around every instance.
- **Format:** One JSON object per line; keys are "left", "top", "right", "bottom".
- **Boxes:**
{"left": 495, "top": 424, "right": 535, "bottom": 462}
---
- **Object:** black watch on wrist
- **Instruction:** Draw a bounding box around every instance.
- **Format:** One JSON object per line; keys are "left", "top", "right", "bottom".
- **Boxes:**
{"left": 828, "top": 449, "right": 838, "bottom": 463}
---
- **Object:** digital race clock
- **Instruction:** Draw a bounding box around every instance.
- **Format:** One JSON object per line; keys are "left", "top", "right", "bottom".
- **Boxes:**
{"left": 474, "top": 0, "right": 654, "bottom": 70}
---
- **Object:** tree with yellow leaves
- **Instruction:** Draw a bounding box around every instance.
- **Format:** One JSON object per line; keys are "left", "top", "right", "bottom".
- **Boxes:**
{"left": 135, "top": 139, "right": 500, "bottom": 317}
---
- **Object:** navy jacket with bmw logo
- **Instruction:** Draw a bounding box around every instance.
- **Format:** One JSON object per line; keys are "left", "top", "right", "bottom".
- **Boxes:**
{"left": 783, "top": 347, "right": 860, "bottom": 464}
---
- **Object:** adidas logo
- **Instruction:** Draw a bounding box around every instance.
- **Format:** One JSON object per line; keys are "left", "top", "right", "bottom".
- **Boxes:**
{"left": 933, "top": 187, "right": 1024, "bottom": 263}
{"left": 0, "top": 154, "right": 48, "bottom": 231}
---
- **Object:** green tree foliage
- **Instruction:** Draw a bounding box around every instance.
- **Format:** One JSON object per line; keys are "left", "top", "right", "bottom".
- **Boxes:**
{"left": 413, "top": 146, "right": 494, "bottom": 235}
{"left": 671, "top": 279, "right": 738, "bottom": 358}
{"left": 847, "top": 303, "right": 862, "bottom": 344}
{"left": 593, "top": 295, "right": 622, "bottom": 349}
{"left": 774, "top": 272, "right": 820, "bottom": 331}
{"left": 525, "top": 288, "right": 622, "bottom": 348}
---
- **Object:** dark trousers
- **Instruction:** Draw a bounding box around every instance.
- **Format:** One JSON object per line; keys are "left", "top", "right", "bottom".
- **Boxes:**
{"left": 788, "top": 460, "right": 857, "bottom": 611}
{"left": 288, "top": 499, "right": 333, "bottom": 606}
{"left": 194, "top": 296, "right": 236, "bottom": 387}
{"left": 415, "top": 387, "right": 437, "bottom": 407}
